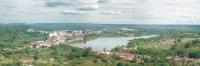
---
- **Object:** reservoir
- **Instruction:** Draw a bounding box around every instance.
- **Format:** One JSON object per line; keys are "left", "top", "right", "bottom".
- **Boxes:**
{"left": 71, "top": 35, "right": 158, "bottom": 51}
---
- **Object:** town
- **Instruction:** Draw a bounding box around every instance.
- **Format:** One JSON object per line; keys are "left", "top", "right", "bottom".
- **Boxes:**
{"left": 28, "top": 28, "right": 134, "bottom": 48}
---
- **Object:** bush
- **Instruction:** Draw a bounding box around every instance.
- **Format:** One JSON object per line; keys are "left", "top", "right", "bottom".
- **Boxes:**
{"left": 117, "top": 62, "right": 125, "bottom": 66}
{"left": 189, "top": 51, "right": 200, "bottom": 58}
{"left": 184, "top": 43, "right": 191, "bottom": 48}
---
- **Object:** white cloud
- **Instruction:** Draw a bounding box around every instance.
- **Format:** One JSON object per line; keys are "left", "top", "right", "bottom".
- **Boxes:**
{"left": 100, "top": 10, "right": 121, "bottom": 15}
{"left": 61, "top": 9, "right": 86, "bottom": 15}
{"left": 78, "top": 4, "right": 99, "bottom": 10}
{"left": 78, "top": 0, "right": 98, "bottom": 4}
{"left": 0, "top": 0, "right": 200, "bottom": 24}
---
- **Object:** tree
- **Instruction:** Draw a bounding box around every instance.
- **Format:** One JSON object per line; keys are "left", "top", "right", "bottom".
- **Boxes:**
{"left": 189, "top": 51, "right": 200, "bottom": 58}
{"left": 160, "top": 62, "right": 170, "bottom": 66}
{"left": 177, "top": 39, "right": 182, "bottom": 43}
{"left": 192, "top": 39, "right": 198, "bottom": 45}
{"left": 184, "top": 43, "right": 191, "bottom": 48}
{"left": 117, "top": 62, "right": 125, "bottom": 66}
{"left": 82, "top": 47, "right": 92, "bottom": 57}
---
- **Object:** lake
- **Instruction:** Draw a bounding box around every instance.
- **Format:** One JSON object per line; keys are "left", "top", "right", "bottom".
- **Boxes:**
{"left": 71, "top": 35, "right": 158, "bottom": 51}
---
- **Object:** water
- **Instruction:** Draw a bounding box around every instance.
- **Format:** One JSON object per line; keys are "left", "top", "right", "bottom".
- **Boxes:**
{"left": 71, "top": 35, "right": 158, "bottom": 51}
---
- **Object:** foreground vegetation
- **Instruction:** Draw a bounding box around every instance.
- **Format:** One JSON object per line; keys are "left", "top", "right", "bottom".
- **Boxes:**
{"left": 0, "top": 24, "right": 47, "bottom": 48}
{"left": 126, "top": 29, "right": 200, "bottom": 66}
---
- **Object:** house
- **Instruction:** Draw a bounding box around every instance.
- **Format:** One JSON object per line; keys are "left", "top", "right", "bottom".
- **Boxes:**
{"left": 166, "top": 56, "right": 196, "bottom": 63}
{"left": 134, "top": 45, "right": 138, "bottom": 51}
{"left": 160, "top": 39, "right": 169, "bottom": 45}
{"left": 47, "top": 31, "right": 68, "bottom": 46}
{"left": 49, "top": 32, "right": 58, "bottom": 37}
{"left": 58, "top": 36, "right": 66, "bottom": 43}
{"left": 47, "top": 36, "right": 60, "bottom": 46}
{"left": 101, "top": 51, "right": 111, "bottom": 55}
{"left": 32, "top": 41, "right": 46, "bottom": 48}
{"left": 117, "top": 52, "right": 133, "bottom": 61}
{"left": 73, "top": 31, "right": 84, "bottom": 36}
{"left": 73, "top": 31, "right": 84, "bottom": 40}
{"left": 39, "top": 31, "right": 49, "bottom": 34}
{"left": 65, "top": 32, "right": 73, "bottom": 37}
{"left": 27, "top": 28, "right": 34, "bottom": 32}
{"left": 57, "top": 31, "right": 67, "bottom": 37}
{"left": 25, "top": 45, "right": 33, "bottom": 48}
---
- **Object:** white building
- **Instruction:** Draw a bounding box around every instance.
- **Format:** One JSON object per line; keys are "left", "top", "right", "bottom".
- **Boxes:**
{"left": 49, "top": 32, "right": 58, "bottom": 37}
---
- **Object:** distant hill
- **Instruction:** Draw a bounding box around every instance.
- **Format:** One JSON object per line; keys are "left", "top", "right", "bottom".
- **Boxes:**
{"left": 29, "top": 23, "right": 200, "bottom": 31}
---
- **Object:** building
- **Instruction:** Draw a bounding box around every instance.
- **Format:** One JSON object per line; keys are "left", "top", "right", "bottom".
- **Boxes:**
{"left": 117, "top": 52, "right": 133, "bottom": 61}
{"left": 27, "top": 28, "right": 34, "bottom": 32}
{"left": 32, "top": 41, "right": 47, "bottom": 48}
{"left": 49, "top": 32, "right": 58, "bottom": 37}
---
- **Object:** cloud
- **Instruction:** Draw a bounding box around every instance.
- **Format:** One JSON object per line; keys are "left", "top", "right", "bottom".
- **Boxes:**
{"left": 46, "top": 2, "right": 69, "bottom": 7}
{"left": 61, "top": 9, "right": 86, "bottom": 15}
{"left": 78, "top": 0, "right": 98, "bottom": 4}
{"left": 45, "top": 0, "right": 78, "bottom": 7}
{"left": 0, "top": 0, "right": 200, "bottom": 24}
{"left": 44, "top": 0, "right": 100, "bottom": 10}
{"left": 98, "top": 0, "right": 110, "bottom": 3}
{"left": 100, "top": 10, "right": 121, "bottom": 15}
{"left": 78, "top": 4, "right": 99, "bottom": 10}
{"left": 0, "top": 5, "right": 15, "bottom": 8}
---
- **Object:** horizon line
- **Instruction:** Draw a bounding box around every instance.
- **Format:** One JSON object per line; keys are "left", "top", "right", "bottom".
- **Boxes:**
{"left": 1, "top": 22, "right": 200, "bottom": 25}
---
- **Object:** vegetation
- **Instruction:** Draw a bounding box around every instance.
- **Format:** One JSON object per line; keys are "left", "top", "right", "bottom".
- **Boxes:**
{"left": 0, "top": 24, "right": 47, "bottom": 48}
{"left": 127, "top": 29, "right": 200, "bottom": 66}
{"left": 0, "top": 23, "right": 200, "bottom": 66}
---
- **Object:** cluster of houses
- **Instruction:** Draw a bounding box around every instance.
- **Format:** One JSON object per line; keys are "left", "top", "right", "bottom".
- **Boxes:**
{"left": 153, "top": 38, "right": 176, "bottom": 48}
{"left": 117, "top": 52, "right": 133, "bottom": 61}
{"left": 100, "top": 47, "right": 135, "bottom": 61}
{"left": 159, "top": 38, "right": 175, "bottom": 46}
{"left": 166, "top": 56, "right": 199, "bottom": 65}
{"left": 32, "top": 31, "right": 73, "bottom": 48}
{"left": 31, "top": 30, "right": 102, "bottom": 48}
{"left": 29, "top": 27, "right": 134, "bottom": 48}
{"left": 101, "top": 50, "right": 152, "bottom": 61}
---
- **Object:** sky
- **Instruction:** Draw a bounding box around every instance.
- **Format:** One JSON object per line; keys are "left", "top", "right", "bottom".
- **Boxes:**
{"left": 0, "top": 0, "right": 200, "bottom": 24}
